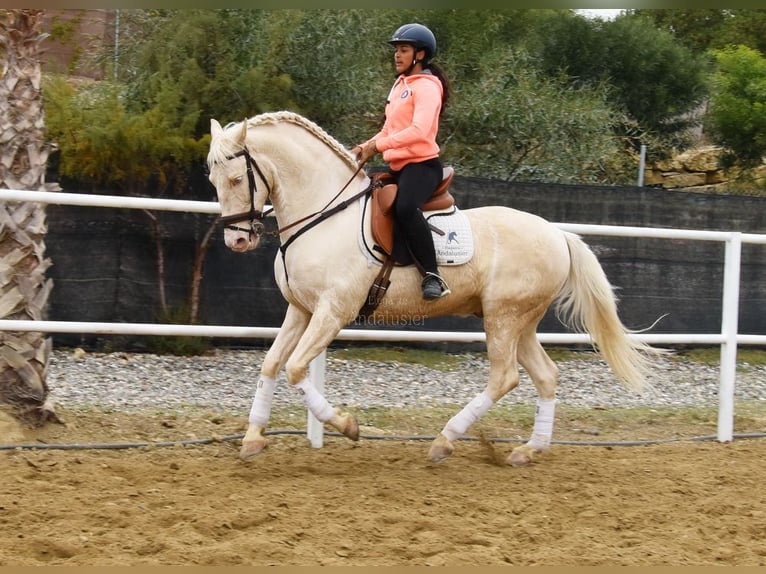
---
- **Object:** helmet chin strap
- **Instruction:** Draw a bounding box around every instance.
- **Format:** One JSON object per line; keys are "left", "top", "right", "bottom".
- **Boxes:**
{"left": 403, "top": 55, "right": 424, "bottom": 76}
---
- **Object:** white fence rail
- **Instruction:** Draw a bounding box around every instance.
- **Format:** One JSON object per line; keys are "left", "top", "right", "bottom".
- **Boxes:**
{"left": 1, "top": 188, "right": 765, "bottom": 446}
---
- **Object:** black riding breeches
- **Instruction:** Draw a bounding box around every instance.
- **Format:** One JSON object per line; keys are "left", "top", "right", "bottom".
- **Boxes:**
{"left": 389, "top": 158, "right": 443, "bottom": 275}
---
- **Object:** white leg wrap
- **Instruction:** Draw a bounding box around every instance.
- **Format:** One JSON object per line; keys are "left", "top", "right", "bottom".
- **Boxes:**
{"left": 248, "top": 375, "right": 276, "bottom": 427}
{"left": 442, "top": 391, "right": 494, "bottom": 442}
{"left": 294, "top": 378, "right": 335, "bottom": 423}
{"left": 528, "top": 397, "right": 557, "bottom": 450}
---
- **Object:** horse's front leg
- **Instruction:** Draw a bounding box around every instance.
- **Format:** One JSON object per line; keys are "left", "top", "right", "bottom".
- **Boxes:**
{"left": 241, "top": 304, "right": 310, "bottom": 461}
{"left": 285, "top": 307, "right": 359, "bottom": 443}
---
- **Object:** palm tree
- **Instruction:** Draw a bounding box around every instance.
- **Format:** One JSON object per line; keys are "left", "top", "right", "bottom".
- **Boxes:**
{"left": 0, "top": 9, "right": 60, "bottom": 425}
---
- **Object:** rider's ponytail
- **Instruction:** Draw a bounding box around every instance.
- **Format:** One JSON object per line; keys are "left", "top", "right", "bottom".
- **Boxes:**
{"left": 426, "top": 62, "right": 451, "bottom": 117}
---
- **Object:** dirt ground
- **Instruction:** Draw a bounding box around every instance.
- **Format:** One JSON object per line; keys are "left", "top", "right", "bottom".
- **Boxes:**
{"left": 1, "top": 406, "right": 765, "bottom": 566}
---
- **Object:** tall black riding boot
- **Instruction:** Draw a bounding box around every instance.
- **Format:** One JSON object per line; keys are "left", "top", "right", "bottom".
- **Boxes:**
{"left": 401, "top": 210, "right": 450, "bottom": 300}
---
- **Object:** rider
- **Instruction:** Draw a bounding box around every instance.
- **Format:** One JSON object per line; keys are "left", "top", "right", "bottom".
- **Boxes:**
{"left": 352, "top": 22, "right": 452, "bottom": 300}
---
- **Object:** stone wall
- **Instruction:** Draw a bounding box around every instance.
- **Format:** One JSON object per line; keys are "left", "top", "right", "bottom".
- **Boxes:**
{"left": 644, "top": 145, "right": 766, "bottom": 192}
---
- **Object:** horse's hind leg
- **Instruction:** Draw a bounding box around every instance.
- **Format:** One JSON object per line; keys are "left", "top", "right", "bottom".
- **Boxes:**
{"left": 428, "top": 315, "right": 522, "bottom": 463}
{"left": 508, "top": 326, "right": 559, "bottom": 467}
{"left": 241, "top": 304, "right": 310, "bottom": 461}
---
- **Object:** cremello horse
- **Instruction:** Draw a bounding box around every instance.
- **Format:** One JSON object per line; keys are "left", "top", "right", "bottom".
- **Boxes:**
{"left": 207, "top": 111, "right": 659, "bottom": 466}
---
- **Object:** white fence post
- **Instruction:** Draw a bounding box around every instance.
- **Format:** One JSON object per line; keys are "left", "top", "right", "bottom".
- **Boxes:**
{"left": 718, "top": 233, "right": 742, "bottom": 442}
{"left": 307, "top": 351, "right": 327, "bottom": 448}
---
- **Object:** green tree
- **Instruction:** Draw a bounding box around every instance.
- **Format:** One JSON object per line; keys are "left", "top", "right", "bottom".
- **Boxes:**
{"left": 629, "top": 9, "right": 766, "bottom": 56}
{"left": 605, "top": 17, "right": 710, "bottom": 135}
{"left": 423, "top": 9, "right": 540, "bottom": 81}
{"left": 704, "top": 45, "right": 766, "bottom": 167}
{"left": 44, "top": 76, "right": 203, "bottom": 196}
{"left": 534, "top": 11, "right": 711, "bottom": 137}
{"left": 445, "top": 49, "right": 623, "bottom": 183}
{"left": 716, "top": 9, "right": 766, "bottom": 55}
{"left": 627, "top": 9, "right": 729, "bottom": 53}
{"left": 268, "top": 9, "right": 399, "bottom": 145}
{"left": 121, "top": 9, "right": 298, "bottom": 138}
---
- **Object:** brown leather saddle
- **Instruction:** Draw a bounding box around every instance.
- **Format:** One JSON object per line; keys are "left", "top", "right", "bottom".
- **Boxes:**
{"left": 370, "top": 166, "right": 456, "bottom": 256}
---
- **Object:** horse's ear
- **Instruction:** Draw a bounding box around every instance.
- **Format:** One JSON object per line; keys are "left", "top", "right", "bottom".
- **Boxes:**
{"left": 237, "top": 119, "right": 248, "bottom": 146}
{"left": 210, "top": 118, "right": 223, "bottom": 138}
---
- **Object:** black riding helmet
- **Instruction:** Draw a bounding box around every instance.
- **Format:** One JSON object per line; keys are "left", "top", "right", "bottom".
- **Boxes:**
{"left": 388, "top": 23, "right": 437, "bottom": 62}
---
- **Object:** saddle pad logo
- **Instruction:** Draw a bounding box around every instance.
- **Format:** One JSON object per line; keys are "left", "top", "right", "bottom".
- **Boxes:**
{"left": 428, "top": 210, "right": 474, "bottom": 266}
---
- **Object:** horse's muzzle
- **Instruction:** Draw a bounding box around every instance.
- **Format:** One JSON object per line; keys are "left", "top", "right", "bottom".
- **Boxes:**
{"left": 224, "top": 222, "right": 264, "bottom": 252}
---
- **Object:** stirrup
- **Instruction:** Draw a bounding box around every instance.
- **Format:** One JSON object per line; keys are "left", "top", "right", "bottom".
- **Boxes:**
{"left": 422, "top": 272, "right": 451, "bottom": 300}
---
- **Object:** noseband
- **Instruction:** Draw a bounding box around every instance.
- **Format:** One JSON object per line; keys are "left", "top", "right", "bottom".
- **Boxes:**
{"left": 217, "top": 148, "right": 273, "bottom": 239}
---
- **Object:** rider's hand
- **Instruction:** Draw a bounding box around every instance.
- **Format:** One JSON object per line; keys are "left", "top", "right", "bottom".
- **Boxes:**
{"left": 353, "top": 140, "right": 377, "bottom": 164}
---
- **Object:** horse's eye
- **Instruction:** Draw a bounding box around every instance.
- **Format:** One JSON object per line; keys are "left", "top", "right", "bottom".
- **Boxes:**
{"left": 231, "top": 175, "right": 243, "bottom": 186}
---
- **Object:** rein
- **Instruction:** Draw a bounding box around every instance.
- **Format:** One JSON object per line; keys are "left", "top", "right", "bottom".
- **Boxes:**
{"left": 277, "top": 161, "right": 369, "bottom": 253}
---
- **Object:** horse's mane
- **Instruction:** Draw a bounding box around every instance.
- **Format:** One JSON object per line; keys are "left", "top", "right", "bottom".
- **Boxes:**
{"left": 207, "top": 111, "right": 358, "bottom": 171}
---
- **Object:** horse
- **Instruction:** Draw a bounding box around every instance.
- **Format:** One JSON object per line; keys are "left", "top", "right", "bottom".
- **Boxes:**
{"left": 206, "top": 111, "right": 661, "bottom": 467}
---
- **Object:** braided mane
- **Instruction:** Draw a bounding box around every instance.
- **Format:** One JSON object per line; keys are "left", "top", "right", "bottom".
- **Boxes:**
{"left": 207, "top": 111, "right": 358, "bottom": 171}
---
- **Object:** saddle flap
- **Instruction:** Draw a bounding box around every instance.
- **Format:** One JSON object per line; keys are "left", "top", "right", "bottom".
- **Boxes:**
{"left": 371, "top": 184, "right": 396, "bottom": 255}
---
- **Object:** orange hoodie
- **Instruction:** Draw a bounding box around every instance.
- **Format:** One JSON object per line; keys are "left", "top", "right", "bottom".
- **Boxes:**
{"left": 366, "top": 71, "right": 443, "bottom": 171}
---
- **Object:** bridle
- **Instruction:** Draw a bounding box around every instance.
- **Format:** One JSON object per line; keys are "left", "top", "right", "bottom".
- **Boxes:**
{"left": 217, "top": 148, "right": 273, "bottom": 240}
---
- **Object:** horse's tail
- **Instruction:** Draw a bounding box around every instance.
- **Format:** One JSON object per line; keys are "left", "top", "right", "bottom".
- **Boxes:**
{"left": 555, "top": 232, "right": 663, "bottom": 393}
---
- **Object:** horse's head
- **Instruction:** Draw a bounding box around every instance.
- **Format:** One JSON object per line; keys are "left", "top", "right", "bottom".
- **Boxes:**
{"left": 207, "top": 118, "right": 271, "bottom": 252}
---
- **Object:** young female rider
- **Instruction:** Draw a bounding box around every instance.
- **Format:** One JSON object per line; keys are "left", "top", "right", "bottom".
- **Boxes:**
{"left": 352, "top": 23, "right": 452, "bottom": 300}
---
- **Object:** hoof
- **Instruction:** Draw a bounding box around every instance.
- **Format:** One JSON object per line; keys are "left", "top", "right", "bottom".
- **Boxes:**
{"left": 507, "top": 444, "right": 540, "bottom": 467}
{"left": 239, "top": 438, "right": 268, "bottom": 461}
{"left": 342, "top": 413, "right": 360, "bottom": 441}
{"left": 334, "top": 411, "right": 359, "bottom": 441}
{"left": 427, "top": 434, "right": 455, "bottom": 463}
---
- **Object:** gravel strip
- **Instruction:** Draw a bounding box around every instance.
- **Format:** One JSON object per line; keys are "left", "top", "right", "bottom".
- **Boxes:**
{"left": 47, "top": 348, "right": 766, "bottom": 413}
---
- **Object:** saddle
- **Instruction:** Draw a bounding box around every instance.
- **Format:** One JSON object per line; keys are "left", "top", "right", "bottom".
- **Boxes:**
{"left": 370, "top": 166, "right": 456, "bottom": 256}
